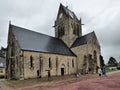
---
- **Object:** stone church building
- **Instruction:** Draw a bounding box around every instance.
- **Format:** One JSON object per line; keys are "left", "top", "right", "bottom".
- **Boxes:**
{"left": 6, "top": 4, "right": 101, "bottom": 79}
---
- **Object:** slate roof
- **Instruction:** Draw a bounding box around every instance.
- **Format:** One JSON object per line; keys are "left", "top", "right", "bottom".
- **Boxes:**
{"left": 71, "top": 32, "right": 93, "bottom": 48}
{"left": 11, "top": 25, "right": 76, "bottom": 56}
{"left": 60, "top": 4, "right": 78, "bottom": 20}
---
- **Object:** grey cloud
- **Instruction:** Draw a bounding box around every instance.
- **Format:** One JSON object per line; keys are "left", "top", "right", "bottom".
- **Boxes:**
{"left": 102, "top": 45, "right": 120, "bottom": 63}
{"left": 34, "top": 19, "right": 55, "bottom": 37}
{"left": 97, "top": 11, "right": 120, "bottom": 46}
{"left": 0, "top": 0, "right": 120, "bottom": 63}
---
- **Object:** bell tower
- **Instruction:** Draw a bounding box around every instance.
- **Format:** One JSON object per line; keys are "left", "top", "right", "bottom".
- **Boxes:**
{"left": 54, "top": 3, "right": 83, "bottom": 47}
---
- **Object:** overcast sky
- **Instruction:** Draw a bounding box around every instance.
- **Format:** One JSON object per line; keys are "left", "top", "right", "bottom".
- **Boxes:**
{"left": 0, "top": 0, "right": 120, "bottom": 63}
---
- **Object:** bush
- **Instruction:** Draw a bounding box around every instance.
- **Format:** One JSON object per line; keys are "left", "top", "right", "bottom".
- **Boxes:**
{"left": 117, "top": 66, "right": 120, "bottom": 70}
{"left": 0, "top": 74, "right": 5, "bottom": 78}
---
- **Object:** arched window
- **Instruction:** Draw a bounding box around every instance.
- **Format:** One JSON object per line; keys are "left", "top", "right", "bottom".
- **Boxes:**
{"left": 39, "top": 56, "right": 42, "bottom": 72}
{"left": 93, "top": 51, "right": 96, "bottom": 59}
{"left": 11, "top": 41, "right": 15, "bottom": 56}
{"left": 49, "top": 58, "right": 51, "bottom": 68}
{"left": 77, "top": 25, "right": 79, "bottom": 36}
{"left": 73, "top": 25, "right": 79, "bottom": 36}
{"left": 73, "top": 26, "right": 76, "bottom": 35}
{"left": 56, "top": 56, "right": 58, "bottom": 68}
{"left": 16, "top": 56, "right": 18, "bottom": 68}
{"left": 30, "top": 55, "right": 33, "bottom": 68}
{"left": 93, "top": 51, "right": 97, "bottom": 63}
{"left": 58, "top": 26, "right": 64, "bottom": 37}
{"left": 83, "top": 55, "right": 87, "bottom": 66}
{"left": 72, "top": 59, "right": 74, "bottom": 68}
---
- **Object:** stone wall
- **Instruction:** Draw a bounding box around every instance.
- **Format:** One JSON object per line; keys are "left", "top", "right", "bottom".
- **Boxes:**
{"left": 6, "top": 28, "right": 23, "bottom": 79}
{"left": 71, "top": 45, "right": 87, "bottom": 71}
{"left": 23, "top": 51, "right": 77, "bottom": 79}
{"left": 87, "top": 33, "right": 101, "bottom": 67}
{"left": 71, "top": 33, "right": 101, "bottom": 74}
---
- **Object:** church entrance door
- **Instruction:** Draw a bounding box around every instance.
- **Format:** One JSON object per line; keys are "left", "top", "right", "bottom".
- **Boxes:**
{"left": 61, "top": 68, "right": 64, "bottom": 75}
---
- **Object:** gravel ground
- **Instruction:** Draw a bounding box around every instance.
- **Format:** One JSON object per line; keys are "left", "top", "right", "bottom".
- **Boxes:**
{"left": 19, "top": 71, "right": 120, "bottom": 90}
{"left": 47, "top": 73, "right": 120, "bottom": 90}
{"left": 1, "top": 71, "right": 120, "bottom": 90}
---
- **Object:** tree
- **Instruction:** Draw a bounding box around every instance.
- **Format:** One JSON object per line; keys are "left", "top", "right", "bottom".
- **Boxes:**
{"left": 0, "top": 47, "right": 6, "bottom": 58}
{"left": 108, "top": 57, "right": 118, "bottom": 67}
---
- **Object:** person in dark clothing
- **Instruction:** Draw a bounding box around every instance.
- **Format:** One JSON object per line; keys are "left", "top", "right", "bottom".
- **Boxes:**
{"left": 101, "top": 68, "right": 107, "bottom": 77}
{"left": 46, "top": 70, "right": 51, "bottom": 80}
{"left": 88, "top": 68, "right": 92, "bottom": 74}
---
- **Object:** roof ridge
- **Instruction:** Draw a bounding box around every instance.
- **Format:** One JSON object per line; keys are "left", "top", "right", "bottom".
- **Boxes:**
{"left": 71, "top": 31, "right": 94, "bottom": 48}
{"left": 10, "top": 24, "right": 55, "bottom": 38}
{"left": 82, "top": 31, "right": 94, "bottom": 37}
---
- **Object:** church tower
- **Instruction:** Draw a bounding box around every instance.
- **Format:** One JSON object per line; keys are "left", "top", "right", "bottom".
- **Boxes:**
{"left": 54, "top": 4, "right": 82, "bottom": 47}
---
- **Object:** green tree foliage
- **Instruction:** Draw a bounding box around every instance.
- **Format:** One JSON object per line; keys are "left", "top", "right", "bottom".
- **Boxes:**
{"left": 0, "top": 47, "right": 6, "bottom": 58}
{"left": 0, "top": 50, "right": 3, "bottom": 57}
{"left": 108, "top": 57, "right": 118, "bottom": 67}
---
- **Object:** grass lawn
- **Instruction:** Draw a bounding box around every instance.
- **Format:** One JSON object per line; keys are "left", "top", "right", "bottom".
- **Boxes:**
{"left": 106, "top": 68, "right": 119, "bottom": 73}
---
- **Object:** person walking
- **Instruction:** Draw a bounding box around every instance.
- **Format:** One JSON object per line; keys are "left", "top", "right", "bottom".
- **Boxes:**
{"left": 48, "top": 70, "right": 51, "bottom": 80}
{"left": 98, "top": 67, "right": 101, "bottom": 77}
{"left": 101, "top": 67, "right": 107, "bottom": 77}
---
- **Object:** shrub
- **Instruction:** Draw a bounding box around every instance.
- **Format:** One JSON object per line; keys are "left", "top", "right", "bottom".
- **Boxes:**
{"left": 0, "top": 74, "right": 5, "bottom": 78}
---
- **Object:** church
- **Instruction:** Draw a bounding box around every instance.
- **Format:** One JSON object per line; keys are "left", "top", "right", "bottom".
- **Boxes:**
{"left": 6, "top": 4, "right": 101, "bottom": 79}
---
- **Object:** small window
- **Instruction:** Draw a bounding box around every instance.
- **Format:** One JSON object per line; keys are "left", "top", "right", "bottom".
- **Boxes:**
{"left": 49, "top": 58, "right": 51, "bottom": 68}
{"left": 73, "top": 25, "right": 79, "bottom": 36}
{"left": 93, "top": 50, "right": 97, "bottom": 63}
{"left": 56, "top": 56, "right": 58, "bottom": 68}
{"left": 16, "top": 56, "right": 18, "bottom": 67}
{"left": 30, "top": 55, "right": 33, "bottom": 68}
{"left": 58, "top": 27, "right": 64, "bottom": 37}
{"left": 0, "top": 69, "right": 3, "bottom": 73}
{"left": 83, "top": 55, "right": 87, "bottom": 66}
{"left": 72, "top": 59, "right": 74, "bottom": 68}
